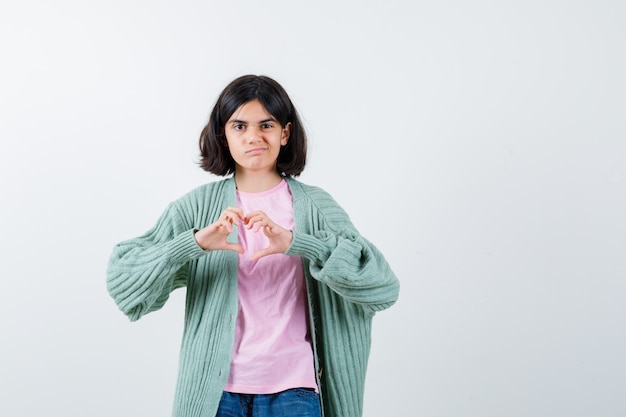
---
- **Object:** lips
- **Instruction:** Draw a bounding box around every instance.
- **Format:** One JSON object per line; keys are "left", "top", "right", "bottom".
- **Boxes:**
{"left": 246, "top": 147, "right": 267, "bottom": 154}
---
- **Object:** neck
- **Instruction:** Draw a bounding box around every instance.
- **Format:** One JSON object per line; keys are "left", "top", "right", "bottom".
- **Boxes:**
{"left": 234, "top": 170, "right": 283, "bottom": 193}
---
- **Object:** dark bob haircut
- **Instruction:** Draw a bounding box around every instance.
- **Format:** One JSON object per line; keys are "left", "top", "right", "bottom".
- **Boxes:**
{"left": 199, "top": 75, "right": 307, "bottom": 177}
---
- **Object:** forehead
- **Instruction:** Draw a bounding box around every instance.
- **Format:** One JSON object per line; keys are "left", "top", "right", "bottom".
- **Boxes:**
{"left": 227, "top": 99, "right": 274, "bottom": 122}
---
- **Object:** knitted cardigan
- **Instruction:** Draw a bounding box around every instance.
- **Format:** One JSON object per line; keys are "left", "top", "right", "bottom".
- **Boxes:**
{"left": 106, "top": 176, "right": 400, "bottom": 417}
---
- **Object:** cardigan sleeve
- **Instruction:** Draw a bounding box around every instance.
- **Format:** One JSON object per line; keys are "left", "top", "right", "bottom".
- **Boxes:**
{"left": 285, "top": 187, "right": 400, "bottom": 315}
{"left": 106, "top": 201, "right": 208, "bottom": 321}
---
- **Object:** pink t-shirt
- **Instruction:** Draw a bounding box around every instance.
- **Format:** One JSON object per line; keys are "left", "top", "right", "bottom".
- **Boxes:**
{"left": 224, "top": 179, "right": 317, "bottom": 394}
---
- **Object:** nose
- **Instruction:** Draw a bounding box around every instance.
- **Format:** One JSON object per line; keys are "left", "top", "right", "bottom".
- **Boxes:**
{"left": 245, "top": 126, "right": 263, "bottom": 142}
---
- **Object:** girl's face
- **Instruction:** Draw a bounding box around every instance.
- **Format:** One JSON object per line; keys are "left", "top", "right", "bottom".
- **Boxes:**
{"left": 224, "top": 99, "right": 290, "bottom": 176}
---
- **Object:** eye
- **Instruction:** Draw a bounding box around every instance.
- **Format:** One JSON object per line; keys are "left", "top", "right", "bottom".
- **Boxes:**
{"left": 261, "top": 123, "right": 274, "bottom": 129}
{"left": 232, "top": 124, "right": 245, "bottom": 131}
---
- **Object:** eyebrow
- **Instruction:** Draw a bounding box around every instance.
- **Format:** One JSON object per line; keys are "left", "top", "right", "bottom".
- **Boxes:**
{"left": 228, "top": 117, "right": 277, "bottom": 124}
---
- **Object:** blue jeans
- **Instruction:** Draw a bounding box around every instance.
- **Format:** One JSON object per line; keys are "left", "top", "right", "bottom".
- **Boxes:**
{"left": 216, "top": 389, "right": 322, "bottom": 417}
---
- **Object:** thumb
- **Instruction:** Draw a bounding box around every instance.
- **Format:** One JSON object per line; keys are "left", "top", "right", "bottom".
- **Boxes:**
{"left": 250, "top": 247, "right": 272, "bottom": 261}
{"left": 225, "top": 243, "right": 244, "bottom": 254}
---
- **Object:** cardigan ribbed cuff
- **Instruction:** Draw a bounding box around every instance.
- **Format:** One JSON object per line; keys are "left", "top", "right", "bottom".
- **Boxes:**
{"left": 285, "top": 230, "right": 331, "bottom": 264}
{"left": 168, "top": 228, "right": 210, "bottom": 262}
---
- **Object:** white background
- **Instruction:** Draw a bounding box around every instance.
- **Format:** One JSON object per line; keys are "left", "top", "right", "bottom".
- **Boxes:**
{"left": 1, "top": 1, "right": 625, "bottom": 416}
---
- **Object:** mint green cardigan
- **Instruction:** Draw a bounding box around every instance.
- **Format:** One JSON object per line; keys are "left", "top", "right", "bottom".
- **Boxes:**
{"left": 106, "top": 177, "right": 399, "bottom": 417}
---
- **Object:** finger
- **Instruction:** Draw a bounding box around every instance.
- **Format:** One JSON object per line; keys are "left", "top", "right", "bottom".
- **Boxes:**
{"left": 253, "top": 220, "right": 268, "bottom": 233}
{"left": 245, "top": 210, "right": 265, "bottom": 218}
{"left": 222, "top": 213, "right": 242, "bottom": 228}
{"left": 261, "top": 224, "right": 278, "bottom": 237}
{"left": 223, "top": 207, "right": 245, "bottom": 222}
{"left": 216, "top": 218, "right": 234, "bottom": 234}
{"left": 225, "top": 243, "right": 244, "bottom": 254}
{"left": 250, "top": 247, "right": 271, "bottom": 261}
{"left": 244, "top": 214, "right": 264, "bottom": 230}
{"left": 225, "top": 206, "right": 244, "bottom": 215}
{"left": 231, "top": 207, "right": 245, "bottom": 220}
{"left": 244, "top": 211, "right": 268, "bottom": 224}
{"left": 227, "top": 215, "right": 242, "bottom": 228}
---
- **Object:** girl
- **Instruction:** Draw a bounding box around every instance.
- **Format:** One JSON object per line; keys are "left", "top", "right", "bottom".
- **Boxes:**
{"left": 107, "top": 75, "right": 399, "bottom": 417}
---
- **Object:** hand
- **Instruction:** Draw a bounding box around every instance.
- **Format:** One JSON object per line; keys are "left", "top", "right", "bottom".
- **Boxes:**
{"left": 194, "top": 207, "right": 245, "bottom": 253}
{"left": 244, "top": 210, "right": 293, "bottom": 260}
